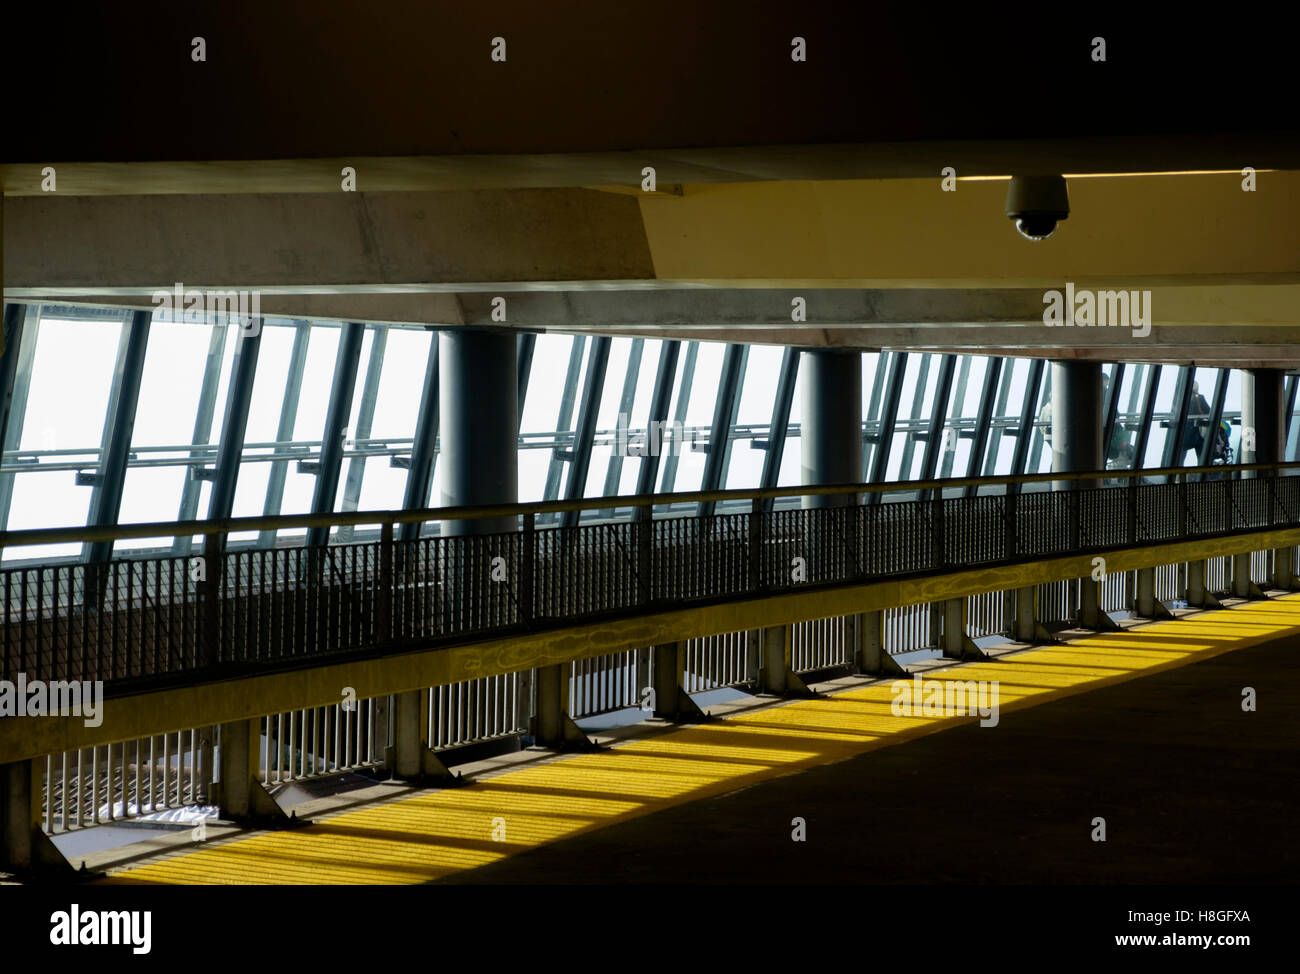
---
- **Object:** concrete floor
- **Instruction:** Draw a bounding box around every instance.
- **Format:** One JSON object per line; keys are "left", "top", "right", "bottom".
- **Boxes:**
{"left": 439, "top": 634, "right": 1298, "bottom": 885}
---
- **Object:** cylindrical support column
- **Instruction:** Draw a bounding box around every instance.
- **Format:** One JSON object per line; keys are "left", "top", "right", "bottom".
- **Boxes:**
{"left": 533, "top": 664, "right": 567, "bottom": 747}
{"left": 801, "top": 349, "right": 862, "bottom": 507}
{"left": 1241, "top": 368, "right": 1285, "bottom": 471}
{"left": 760, "top": 625, "right": 791, "bottom": 693}
{"left": 1050, "top": 361, "right": 1104, "bottom": 490}
{"left": 439, "top": 329, "right": 518, "bottom": 535}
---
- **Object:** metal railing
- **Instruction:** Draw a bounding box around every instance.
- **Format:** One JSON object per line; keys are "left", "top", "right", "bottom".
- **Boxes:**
{"left": 42, "top": 728, "right": 213, "bottom": 834}
{"left": 2, "top": 463, "right": 1299, "bottom": 696}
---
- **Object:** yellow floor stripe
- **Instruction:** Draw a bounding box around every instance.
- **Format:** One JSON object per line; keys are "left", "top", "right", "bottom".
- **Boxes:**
{"left": 101, "top": 596, "right": 1300, "bottom": 885}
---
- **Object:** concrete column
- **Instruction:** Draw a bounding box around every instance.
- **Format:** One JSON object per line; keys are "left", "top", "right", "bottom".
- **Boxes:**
{"left": 533, "top": 664, "right": 567, "bottom": 747}
{"left": 439, "top": 329, "right": 518, "bottom": 535}
{"left": 856, "top": 611, "right": 886, "bottom": 672}
{"left": 1013, "top": 586, "right": 1038, "bottom": 643}
{"left": 652, "top": 642, "right": 679, "bottom": 717}
{"left": 1, "top": 759, "right": 40, "bottom": 871}
{"left": 1134, "top": 567, "right": 1158, "bottom": 617}
{"left": 393, "top": 690, "right": 426, "bottom": 777}
{"left": 1187, "top": 560, "right": 1207, "bottom": 606}
{"left": 760, "top": 624, "right": 791, "bottom": 693}
{"left": 941, "top": 598, "right": 966, "bottom": 659}
{"left": 801, "top": 349, "right": 861, "bottom": 507}
{"left": 1050, "top": 361, "right": 1104, "bottom": 489}
{"left": 1232, "top": 553, "right": 1254, "bottom": 598}
{"left": 1079, "top": 577, "right": 1113, "bottom": 630}
{"left": 216, "top": 718, "right": 262, "bottom": 820}
{"left": 1274, "top": 548, "right": 1296, "bottom": 589}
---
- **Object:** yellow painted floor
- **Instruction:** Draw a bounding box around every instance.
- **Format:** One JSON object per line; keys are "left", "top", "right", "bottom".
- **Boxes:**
{"left": 102, "top": 596, "right": 1300, "bottom": 885}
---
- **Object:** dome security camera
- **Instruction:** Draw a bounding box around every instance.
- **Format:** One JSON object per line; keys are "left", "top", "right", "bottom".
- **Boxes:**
{"left": 1005, "top": 174, "right": 1070, "bottom": 240}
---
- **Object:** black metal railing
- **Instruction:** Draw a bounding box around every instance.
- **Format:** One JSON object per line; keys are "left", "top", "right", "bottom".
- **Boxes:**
{"left": 2, "top": 463, "right": 1298, "bottom": 694}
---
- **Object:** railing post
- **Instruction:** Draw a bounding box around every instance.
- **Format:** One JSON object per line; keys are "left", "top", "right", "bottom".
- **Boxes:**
{"left": 201, "top": 533, "right": 223, "bottom": 669}
{"left": 1179, "top": 473, "right": 1190, "bottom": 539}
{"left": 1004, "top": 488, "right": 1018, "bottom": 562}
{"left": 1223, "top": 473, "right": 1233, "bottom": 535}
{"left": 634, "top": 508, "right": 651, "bottom": 606}
{"left": 378, "top": 522, "right": 394, "bottom": 648}
{"left": 521, "top": 511, "right": 536, "bottom": 622}
{"left": 1127, "top": 478, "right": 1139, "bottom": 544}
{"left": 1068, "top": 488, "right": 1082, "bottom": 552}
{"left": 930, "top": 495, "right": 946, "bottom": 570}
{"left": 748, "top": 497, "right": 764, "bottom": 591}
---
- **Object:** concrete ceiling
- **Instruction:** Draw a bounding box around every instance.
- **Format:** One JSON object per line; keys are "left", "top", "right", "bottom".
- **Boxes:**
{"left": 2, "top": 3, "right": 1297, "bottom": 366}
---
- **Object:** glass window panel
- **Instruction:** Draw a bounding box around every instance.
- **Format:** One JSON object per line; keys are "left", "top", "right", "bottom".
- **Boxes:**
{"left": 776, "top": 360, "right": 807, "bottom": 489}
{"left": 279, "top": 323, "right": 342, "bottom": 521}
{"left": 368, "top": 328, "right": 432, "bottom": 440}
{"left": 19, "top": 315, "right": 121, "bottom": 453}
{"left": 726, "top": 345, "right": 785, "bottom": 490}
{"left": 3, "top": 471, "right": 89, "bottom": 562}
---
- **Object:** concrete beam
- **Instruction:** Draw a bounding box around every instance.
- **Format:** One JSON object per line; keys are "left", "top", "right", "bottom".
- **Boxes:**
{"left": 2, "top": 189, "right": 654, "bottom": 292}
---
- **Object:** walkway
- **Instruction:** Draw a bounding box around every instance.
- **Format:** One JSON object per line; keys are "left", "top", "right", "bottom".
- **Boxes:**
{"left": 100, "top": 597, "right": 1300, "bottom": 884}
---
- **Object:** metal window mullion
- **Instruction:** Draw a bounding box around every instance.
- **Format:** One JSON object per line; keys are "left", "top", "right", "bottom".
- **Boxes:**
{"left": 84, "top": 310, "right": 153, "bottom": 565}
{"left": 862, "top": 351, "right": 890, "bottom": 479}
{"left": 542, "top": 336, "right": 588, "bottom": 514}
{"left": 964, "top": 356, "right": 1003, "bottom": 496}
{"left": 1161, "top": 366, "right": 1196, "bottom": 472}
{"left": 867, "top": 351, "right": 908, "bottom": 502}
{"left": 635, "top": 340, "right": 682, "bottom": 498}
{"left": 206, "top": 322, "right": 264, "bottom": 525}
{"left": 599, "top": 337, "right": 644, "bottom": 516}
{"left": 1131, "top": 364, "right": 1163, "bottom": 471}
{"left": 173, "top": 320, "right": 232, "bottom": 556}
{"left": 337, "top": 326, "right": 388, "bottom": 541}
{"left": 258, "top": 320, "right": 311, "bottom": 548}
{"left": 1008, "top": 358, "right": 1045, "bottom": 486}
{"left": 516, "top": 332, "right": 536, "bottom": 417}
{"left": 1198, "top": 368, "right": 1230, "bottom": 473}
{"left": 917, "top": 354, "right": 957, "bottom": 497}
{"left": 697, "top": 343, "right": 747, "bottom": 517}
{"left": 896, "top": 354, "right": 933, "bottom": 481}
{"left": 305, "top": 321, "right": 366, "bottom": 548}
{"left": 560, "top": 336, "right": 611, "bottom": 529}
{"left": 1284, "top": 374, "right": 1299, "bottom": 446}
{"left": 658, "top": 341, "right": 698, "bottom": 495}
{"left": 1100, "top": 362, "right": 1124, "bottom": 468}
{"left": 398, "top": 333, "right": 440, "bottom": 543}
{"left": 759, "top": 347, "right": 800, "bottom": 507}
{"left": 938, "top": 355, "right": 972, "bottom": 480}
{"left": 0, "top": 304, "right": 39, "bottom": 543}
